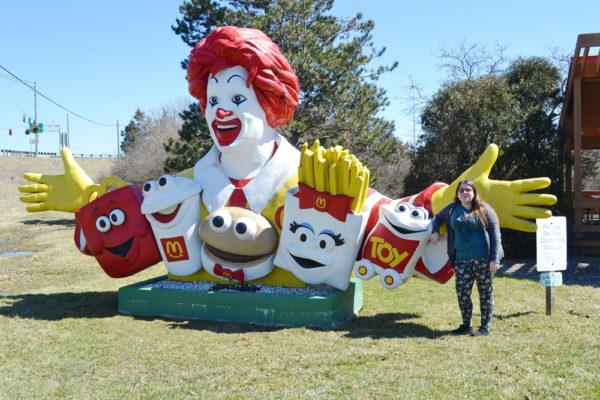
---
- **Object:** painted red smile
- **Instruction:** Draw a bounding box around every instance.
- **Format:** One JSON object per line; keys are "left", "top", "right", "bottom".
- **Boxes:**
{"left": 212, "top": 118, "right": 242, "bottom": 146}
{"left": 152, "top": 203, "right": 181, "bottom": 224}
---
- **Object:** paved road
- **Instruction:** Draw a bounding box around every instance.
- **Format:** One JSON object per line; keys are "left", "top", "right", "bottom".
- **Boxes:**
{"left": 498, "top": 257, "right": 600, "bottom": 288}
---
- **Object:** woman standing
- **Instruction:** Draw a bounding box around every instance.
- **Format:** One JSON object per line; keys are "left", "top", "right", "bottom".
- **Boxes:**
{"left": 430, "top": 180, "right": 503, "bottom": 336}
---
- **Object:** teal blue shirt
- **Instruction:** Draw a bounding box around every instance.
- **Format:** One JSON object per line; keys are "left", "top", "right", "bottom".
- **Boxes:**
{"left": 450, "top": 205, "right": 488, "bottom": 260}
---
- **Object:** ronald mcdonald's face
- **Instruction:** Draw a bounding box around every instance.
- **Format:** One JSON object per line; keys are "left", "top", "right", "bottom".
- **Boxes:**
{"left": 205, "top": 65, "right": 269, "bottom": 153}
{"left": 274, "top": 189, "right": 366, "bottom": 290}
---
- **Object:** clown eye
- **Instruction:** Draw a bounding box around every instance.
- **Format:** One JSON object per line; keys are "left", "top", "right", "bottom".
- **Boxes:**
{"left": 209, "top": 209, "right": 231, "bottom": 233}
{"left": 233, "top": 217, "right": 257, "bottom": 240}
{"left": 209, "top": 96, "right": 219, "bottom": 107}
{"left": 142, "top": 181, "right": 156, "bottom": 196}
{"left": 95, "top": 216, "right": 111, "bottom": 233}
{"left": 158, "top": 175, "right": 175, "bottom": 191}
{"left": 410, "top": 208, "right": 428, "bottom": 220}
{"left": 232, "top": 94, "right": 247, "bottom": 105}
{"left": 109, "top": 209, "right": 126, "bottom": 226}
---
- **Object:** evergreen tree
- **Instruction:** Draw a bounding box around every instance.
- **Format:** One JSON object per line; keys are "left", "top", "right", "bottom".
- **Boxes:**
{"left": 120, "top": 109, "right": 148, "bottom": 153}
{"left": 165, "top": 0, "right": 402, "bottom": 177}
{"left": 403, "top": 56, "right": 563, "bottom": 257}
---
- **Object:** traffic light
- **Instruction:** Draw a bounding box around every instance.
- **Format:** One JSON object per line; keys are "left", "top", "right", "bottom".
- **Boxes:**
{"left": 32, "top": 123, "right": 39, "bottom": 133}
{"left": 9, "top": 128, "right": 12, "bottom": 136}
{"left": 25, "top": 129, "right": 30, "bottom": 135}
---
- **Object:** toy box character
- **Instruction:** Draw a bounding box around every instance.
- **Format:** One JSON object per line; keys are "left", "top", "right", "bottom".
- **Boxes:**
{"left": 74, "top": 185, "right": 161, "bottom": 278}
{"left": 141, "top": 175, "right": 203, "bottom": 276}
{"left": 354, "top": 183, "right": 454, "bottom": 289}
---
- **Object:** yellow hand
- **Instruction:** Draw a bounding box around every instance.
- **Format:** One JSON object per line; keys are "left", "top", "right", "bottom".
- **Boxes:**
{"left": 18, "top": 148, "right": 95, "bottom": 213}
{"left": 431, "top": 144, "right": 557, "bottom": 232}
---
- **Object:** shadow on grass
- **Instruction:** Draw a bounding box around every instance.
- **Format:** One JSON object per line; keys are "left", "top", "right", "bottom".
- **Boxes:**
{"left": 338, "top": 312, "right": 447, "bottom": 339}
{"left": 0, "top": 291, "right": 118, "bottom": 319}
{"left": 165, "top": 318, "right": 288, "bottom": 333}
{"left": 21, "top": 218, "right": 75, "bottom": 227}
{"left": 494, "top": 311, "right": 536, "bottom": 320}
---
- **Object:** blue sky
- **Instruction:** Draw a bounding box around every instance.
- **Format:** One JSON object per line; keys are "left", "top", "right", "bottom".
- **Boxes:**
{"left": 1, "top": 1, "right": 598, "bottom": 155}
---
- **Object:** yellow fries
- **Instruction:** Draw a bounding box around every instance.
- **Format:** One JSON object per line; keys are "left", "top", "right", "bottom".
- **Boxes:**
{"left": 297, "top": 140, "right": 370, "bottom": 214}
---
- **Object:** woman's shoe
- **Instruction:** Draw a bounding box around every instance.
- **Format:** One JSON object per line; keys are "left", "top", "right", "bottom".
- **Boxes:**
{"left": 450, "top": 324, "right": 472, "bottom": 335}
{"left": 471, "top": 328, "right": 489, "bottom": 336}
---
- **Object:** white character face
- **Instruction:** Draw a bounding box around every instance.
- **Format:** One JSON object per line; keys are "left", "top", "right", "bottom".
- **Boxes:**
{"left": 141, "top": 175, "right": 201, "bottom": 229}
{"left": 274, "top": 190, "right": 366, "bottom": 290}
{"left": 205, "top": 65, "right": 269, "bottom": 153}
{"left": 379, "top": 200, "right": 432, "bottom": 241}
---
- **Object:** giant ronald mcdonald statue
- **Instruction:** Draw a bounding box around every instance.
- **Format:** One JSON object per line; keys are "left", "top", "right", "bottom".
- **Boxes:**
{"left": 19, "top": 26, "right": 556, "bottom": 295}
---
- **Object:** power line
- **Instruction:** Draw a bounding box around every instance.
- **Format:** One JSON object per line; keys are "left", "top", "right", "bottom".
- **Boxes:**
{"left": 0, "top": 64, "right": 117, "bottom": 127}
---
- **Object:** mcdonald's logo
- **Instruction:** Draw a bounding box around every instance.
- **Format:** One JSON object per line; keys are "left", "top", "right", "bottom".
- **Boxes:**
{"left": 160, "top": 236, "right": 189, "bottom": 262}
{"left": 316, "top": 196, "right": 327, "bottom": 210}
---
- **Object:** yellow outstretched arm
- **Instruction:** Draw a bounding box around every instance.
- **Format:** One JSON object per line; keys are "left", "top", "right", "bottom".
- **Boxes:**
{"left": 18, "top": 148, "right": 129, "bottom": 213}
{"left": 431, "top": 144, "right": 557, "bottom": 232}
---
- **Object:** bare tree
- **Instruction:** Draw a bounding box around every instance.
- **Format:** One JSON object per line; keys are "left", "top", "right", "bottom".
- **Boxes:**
{"left": 437, "top": 39, "right": 508, "bottom": 80}
{"left": 113, "top": 101, "right": 188, "bottom": 184}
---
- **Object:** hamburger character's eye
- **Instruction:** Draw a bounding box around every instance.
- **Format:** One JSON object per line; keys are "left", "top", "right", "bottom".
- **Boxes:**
{"left": 233, "top": 217, "right": 257, "bottom": 240}
{"left": 318, "top": 230, "right": 345, "bottom": 252}
{"left": 209, "top": 209, "right": 232, "bottom": 233}
{"left": 158, "top": 175, "right": 175, "bottom": 191}
{"left": 142, "top": 181, "right": 156, "bottom": 196}
{"left": 410, "top": 207, "right": 428, "bottom": 220}
{"left": 109, "top": 209, "right": 126, "bottom": 226}
{"left": 96, "top": 216, "right": 111, "bottom": 233}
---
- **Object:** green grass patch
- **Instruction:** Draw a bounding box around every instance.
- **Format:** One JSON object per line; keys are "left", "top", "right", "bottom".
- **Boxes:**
{"left": 1, "top": 160, "right": 599, "bottom": 399}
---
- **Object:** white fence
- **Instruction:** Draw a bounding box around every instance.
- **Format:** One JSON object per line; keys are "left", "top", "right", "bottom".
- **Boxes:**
{"left": 0, "top": 149, "right": 116, "bottom": 160}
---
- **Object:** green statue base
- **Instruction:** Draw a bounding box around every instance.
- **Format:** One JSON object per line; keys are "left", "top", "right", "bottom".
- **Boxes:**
{"left": 118, "top": 277, "right": 363, "bottom": 329}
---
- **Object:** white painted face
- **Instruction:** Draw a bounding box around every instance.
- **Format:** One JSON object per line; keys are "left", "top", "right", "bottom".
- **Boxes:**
{"left": 379, "top": 200, "right": 432, "bottom": 241}
{"left": 274, "top": 190, "right": 367, "bottom": 290}
{"left": 205, "top": 65, "right": 269, "bottom": 153}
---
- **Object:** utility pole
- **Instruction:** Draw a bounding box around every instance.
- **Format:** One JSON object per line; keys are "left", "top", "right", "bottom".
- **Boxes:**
{"left": 66, "top": 113, "right": 70, "bottom": 148}
{"left": 116, "top": 120, "right": 120, "bottom": 160}
{"left": 34, "top": 81, "right": 38, "bottom": 156}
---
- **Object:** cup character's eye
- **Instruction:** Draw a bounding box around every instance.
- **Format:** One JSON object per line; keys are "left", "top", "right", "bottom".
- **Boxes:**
{"left": 209, "top": 209, "right": 232, "bottom": 233}
{"left": 209, "top": 96, "right": 219, "bottom": 106}
{"left": 233, "top": 217, "right": 256, "bottom": 240}
{"left": 109, "top": 209, "right": 126, "bottom": 226}
{"left": 142, "top": 181, "right": 155, "bottom": 195}
{"left": 95, "top": 216, "right": 111, "bottom": 233}
{"left": 157, "top": 175, "right": 174, "bottom": 191}
{"left": 232, "top": 94, "right": 247, "bottom": 105}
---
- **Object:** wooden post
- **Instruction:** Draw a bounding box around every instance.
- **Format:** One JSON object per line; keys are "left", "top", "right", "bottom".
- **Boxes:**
{"left": 546, "top": 286, "right": 556, "bottom": 316}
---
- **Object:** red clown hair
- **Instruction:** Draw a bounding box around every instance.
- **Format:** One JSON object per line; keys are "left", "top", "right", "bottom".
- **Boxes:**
{"left": 187, "top": 26, "right": 300, "bottom": 129}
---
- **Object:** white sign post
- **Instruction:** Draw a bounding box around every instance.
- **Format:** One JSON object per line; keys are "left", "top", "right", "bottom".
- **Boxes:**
{"left": 536, "top": 217, "right": 567, "bottom": 316}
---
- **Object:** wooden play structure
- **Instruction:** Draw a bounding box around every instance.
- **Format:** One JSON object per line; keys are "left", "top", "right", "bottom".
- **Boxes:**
{"left": 559, "top": 33, "right": 600, "bottom": 254}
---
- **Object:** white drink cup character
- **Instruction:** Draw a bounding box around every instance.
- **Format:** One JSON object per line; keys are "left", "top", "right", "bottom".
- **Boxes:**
{"left": 141, "top": 175, "right": 203, "bottom": 276}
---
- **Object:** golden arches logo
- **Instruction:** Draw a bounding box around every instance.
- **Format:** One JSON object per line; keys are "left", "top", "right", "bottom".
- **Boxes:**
{"left": 160, "top": 236, "right": 189, "bottom": 262}
{"left": 165, "top": 240, "right": 185, "bottom": 259}
{"left": 316, "top": 196, "right": 327, "bottom": 210}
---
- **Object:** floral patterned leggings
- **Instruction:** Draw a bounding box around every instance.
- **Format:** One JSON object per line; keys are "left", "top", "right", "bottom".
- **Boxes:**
{"left": 454, "top": 257, "right": 494, "bottom": 331}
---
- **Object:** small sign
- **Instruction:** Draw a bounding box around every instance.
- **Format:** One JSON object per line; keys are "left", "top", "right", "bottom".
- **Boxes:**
{"left": 536, "top": 217, "right": 567, "bottom": 272}
{"left": 540, "top": 271, "right": 562, "bottom": 287}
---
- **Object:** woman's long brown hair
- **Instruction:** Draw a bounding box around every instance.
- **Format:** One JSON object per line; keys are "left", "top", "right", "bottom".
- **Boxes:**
{"left": 454, "top": 180, "right": 488, "bottom": 228}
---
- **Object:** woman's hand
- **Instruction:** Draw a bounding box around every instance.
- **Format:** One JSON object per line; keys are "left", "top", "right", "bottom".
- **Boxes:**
{"left": 489, "top": 261, "right": 499, "bottom": 274}
{"left": 429, "top": 232, "right": 440, "bottom": 245}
